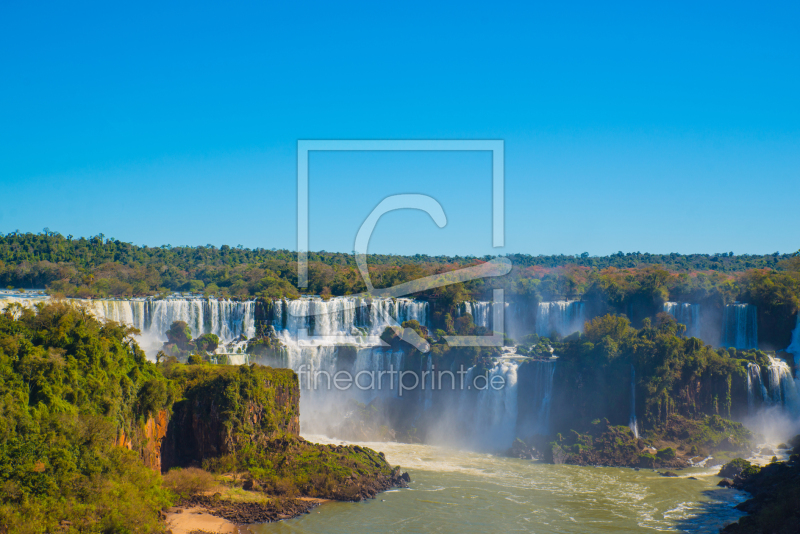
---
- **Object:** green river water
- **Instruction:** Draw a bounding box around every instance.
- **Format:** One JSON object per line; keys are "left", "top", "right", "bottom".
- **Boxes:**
{"left": 251, "top": 436, "right": 767, "bottom": 534}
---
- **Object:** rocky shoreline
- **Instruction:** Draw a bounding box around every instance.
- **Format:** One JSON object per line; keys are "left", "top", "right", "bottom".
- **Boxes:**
{"left": 510, "top": 415, "right": 754, "bottom": 470}
{"left": 715, "top": 436, "right": 800, "bottom": 533}
{"left": 163, "top": 465, "right": 411, "bottom": 532}
{"left": 175, "top": 495, "right": 320, "bottom": 525}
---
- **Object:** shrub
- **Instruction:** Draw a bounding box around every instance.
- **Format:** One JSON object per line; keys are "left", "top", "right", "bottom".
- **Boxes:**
{"left": 638, "top": 452, "right": 656, "bottom": 467}
{"left": 162, "top": 467, "right": 216, "bottom": 497}
{"left": 719, "top": 458, "right": 751, "bottom": 478}
{"left": 656, "top": 447, "right": 676, "bottom": 460}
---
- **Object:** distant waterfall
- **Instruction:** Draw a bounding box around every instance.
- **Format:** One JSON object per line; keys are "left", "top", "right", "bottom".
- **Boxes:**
{"left": 746, "top": 363, "right": 767, "bottom": 414}
{"left": 255, "top": 297, "right": 429, "bottom": 432}
{"left": 662, "top": 302, "right": 700, "bottom": 338}
{"left": 457, "top": 301, "right": 492, "bottom": 329}
{"left": 764, "top": 356, "right": 800, "bottom": 415}
{"left": 786, "top": 314, "right": 800, "bottom": 392}
{"left": 422, "top": 353, "right": 434, "bottom": 411}
{"left": 0, "top": 294, "right": 258, "bottom": 355}
{"left": 471, "top": 361, "right": 520, "bottom": 450}
{"left": 628, "top": 364, "right": 639, "bottom": 439}
{"left": 270, "top": 296, "right": 428, "bottom": 339}
{"left": 354, "top": 347, "right": 405, "bottom": 401}
{"left": 629, "top": 365, "right": 638, "bottom": 439}
{"left": 87, "top": 298, "right": 257, "bottom": 355}
{"left": 721, "top": 303, "right": 758, "bottom": 349}
{"left": 536, "top": 301, "right": 585, "bottom": 338}
{"left": 526, "top": 360, "right": 556, "bottom": 437}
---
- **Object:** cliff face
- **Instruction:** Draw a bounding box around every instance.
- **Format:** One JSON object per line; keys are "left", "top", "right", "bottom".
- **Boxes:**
{"left": 160, "top": 364, "right": 299, "bottom": 472}
{"left": 117, "top": 409, "right": 171, "bottom": 471}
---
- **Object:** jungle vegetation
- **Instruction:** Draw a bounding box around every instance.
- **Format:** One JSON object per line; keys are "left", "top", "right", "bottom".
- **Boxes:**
{"left": 1, "top": 232, "right": 798, "bottom": 311}
{"left": 0, "top": 301, "right": 174, "bottom": 533}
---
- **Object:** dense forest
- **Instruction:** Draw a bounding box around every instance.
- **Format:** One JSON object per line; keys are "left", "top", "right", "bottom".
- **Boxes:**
{"left": 1, "top": 232, "right": 798, "bottom": 306}
{"left": 0, "top": 301, "right": 173, "bottom": 532}
{"left": 549, "top": 313, "right": 758, "bottom": 431}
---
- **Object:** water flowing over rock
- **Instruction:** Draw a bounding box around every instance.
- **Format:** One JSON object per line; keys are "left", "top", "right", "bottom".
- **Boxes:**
{"left": 629, "top": 365, "right": 638, "bottom": 439}
{"left": 254, "top": 297, "right": 428, "bottom": 432}
{"left": 457, "top": 301, "right": 492, "bottom": 329}
{"left": 786, "top": 314, "right": 800, "bottom": 394}
{"left": 269, "top": 296, "right": 428, "bottom": 338}
{"left": 535, "top": 301, "right": 585, "bottom": 338}
{"left": 663, "top": 302, "right": 701, "bottom": 338}
{"left": 519, "top": 360, "right": 557, "bottom": 438}
{"left": 457, "top": 300, "right": 585, "bottom": 339}
{"left": 764, "top": 356, "right": 800, "bottom": 415}
{"left": 746, "top": 363, "right": 767, "bottom": 414}
{"left": 472, "top": 360, "right": 519, "bottom": 450}
{"left": 721, "top": 303, "right": 758, "bottom": 349}
{"left": 90, "top": 297, "right": 257, "bottom": 354}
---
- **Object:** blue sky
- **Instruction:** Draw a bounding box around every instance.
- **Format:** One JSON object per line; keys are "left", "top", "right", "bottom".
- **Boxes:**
{"left": 1, "top": 1, "right": 798, "bottom": 256}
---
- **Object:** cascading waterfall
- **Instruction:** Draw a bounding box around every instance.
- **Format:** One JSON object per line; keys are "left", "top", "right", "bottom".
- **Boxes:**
{"left": 471, "top": 360, "right": 520, "bottom": 450}
{"left": 87, "top": 297, "right": 257, "bottom": 356}
{"left": 272, "top": 296, "right": 428, "bottom": 339}
{"left": 0, "top": 291, "right": 50, "bottom": 317}
{"left": 457, "top": 301, "right": 492, "bottom": 329}
{"left": 629, "top": 365, "right": 638, "bottom": 439}
{"left": 764, "top": 356, "right": 800, "bottom": 415}
{"left": 536, "top": 301, "right": 585, "bottom": 337}
{"left": 353, "top": 347, "right": 405, "bottom": 402}
{"left": 422, "top": 353, "right": 434, "bottom": 411}
{"left": 721, "top": 303, "right": 758, "bottom": 349}
{"left": 453, "top": 359, "right": 556, "bottom": 451}
{"left": 662, "top": 302, "right": 701, "bottom": 338}
{"left": 525, "top": 360, "right": 556, "bottom": 437}
{"left": 2, "top": 295, "right": 260, "bottom": 357}
{"left": 261, "top": 297, "right": 428, "bottom": 432}
{"left": 786, "top": 314, "right": 800, "bottom": 394}
{"left": 746, "top": 363, "right": 767, "bottom": 414}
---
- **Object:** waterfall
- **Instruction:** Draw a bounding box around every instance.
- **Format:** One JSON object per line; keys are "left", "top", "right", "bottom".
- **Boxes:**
{"left": 0, "top": 292, "right": 50, "bottom": 315}
{"left": 629, "top": 365, "right": 638, "bottom": 439}
{"left": 786, "top": 314, "right": 800, "bottom": 393}
{"left": 259, "top": 296, "right": 429, "bottom": 432}
{"left": 457, "top": 365, "right": 477, "bottom": 428}
{"left": 472, "top": 361, "right": 520, "bottom": 450}
{"left": 353, "top": 347, "right": 404, "bottom": 402}
{"left": 536, "top": 301, "right": 585, "bottom": 338}
{"left": 525, "top": 360, "right": 556, "bottom": 436}
{"left": 721, "top": 303, "right": 758, "bottom": 349}
{"left": 764, "top": 356, "right": 800, "bottom": 415}
{"left": 662, "top": 302, "right": 701, "bottom": 337}
{"left": 272, "top": 296, "right": 429, "bottom": 339}
{"left": 746, "top": 363, "right": 766, "bottom": 414}
{"left": 87, "top": 297, "right": 257, "bottom": 356}
{"left": 2, "top": 295, "right": 259, "bottom": 357}
{"left": 422, "top": 353, "right": 434, "bottom": 411}
{"left": 457, "top": 301, "right": 492, "bottom": 329}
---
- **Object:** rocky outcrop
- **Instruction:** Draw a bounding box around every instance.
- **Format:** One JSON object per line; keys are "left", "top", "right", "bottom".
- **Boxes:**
{"left": 542, "top": 415, "right": 752, "bottom": 469}
{"left": 719, "top": 440, "right": 800, "bottom": 533}
{"left": 117, "top": 409, "right": 170, "bottom": 472}
{"left": 177, "top": 495, "right": 318, "bottom": 524}
{"left": 161, "top": 364, "right": 300, "bottom": 472}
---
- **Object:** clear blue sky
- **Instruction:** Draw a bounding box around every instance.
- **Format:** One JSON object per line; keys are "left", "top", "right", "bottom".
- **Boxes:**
{"left": 1, "top": 1, "right": 798, "bottom": 256}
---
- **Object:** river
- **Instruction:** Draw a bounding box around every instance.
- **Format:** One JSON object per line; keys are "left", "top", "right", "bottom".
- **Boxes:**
{"left": 252, "top": 436, "right": 755, "bottom": 534}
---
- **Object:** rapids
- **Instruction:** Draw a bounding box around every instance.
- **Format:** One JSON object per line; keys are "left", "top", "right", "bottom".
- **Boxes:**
{"left": 251, "top": 436, "right": 756, "bottom": 534}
